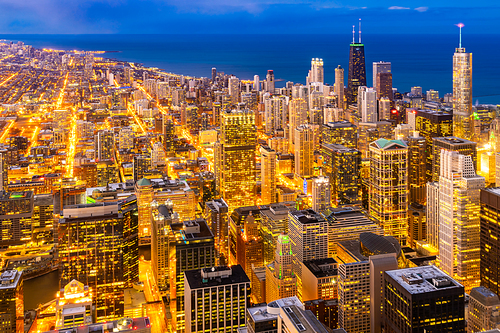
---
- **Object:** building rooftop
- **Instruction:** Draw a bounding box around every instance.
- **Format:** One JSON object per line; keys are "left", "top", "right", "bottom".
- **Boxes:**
{"left": 433, "top": 136, "right": 476, "bottom": 146}
{"left": 43, "top": 317, "right": 150, "bottom": 333}
{"left": 371, "top": 138, "right": 407, "bottom": 150}
{"left": 470, "top": 286, "right": 500, "bottom": 307}
{"left": 303, "top": 258, "right": 338, "bottom": 278}
{"left": 184, "top": 264, "right": 250, "bottom": 290}
{"left": 289, "top": 209, "right": 326, "bottom": 225}
{"left": 0, "top": 270, "right": 22, "bottom": 289}
{"left": 323, "top": 121, "right": 356, "bottom": 129}
{"left": 385, "top": 266, "right": 463, "bottom": 295}
{"left": 170, "top": 218, "right": 214, "bottom": 241}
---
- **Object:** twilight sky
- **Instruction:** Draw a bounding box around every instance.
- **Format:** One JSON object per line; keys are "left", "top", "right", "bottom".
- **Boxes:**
{"left": 0, "top": 0, "right": 498, "bottom": 34}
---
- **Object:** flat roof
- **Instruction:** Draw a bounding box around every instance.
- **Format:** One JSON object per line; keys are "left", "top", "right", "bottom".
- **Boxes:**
{"left": 185, "top": 264, "right": 249, "bottom": 290}
{"left": 303, "top": 258, "right": 337, "bottom": 278}
{"left": 289, "top": 209, "right": 326, "bottom": 225}
{"left": 385, "top": 266, "right": 463, "bottom": 295}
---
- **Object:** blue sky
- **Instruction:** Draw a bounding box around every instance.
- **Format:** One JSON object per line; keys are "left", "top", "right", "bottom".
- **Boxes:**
{"left": 0, "top": 0, "right": 498, "bottom": 34}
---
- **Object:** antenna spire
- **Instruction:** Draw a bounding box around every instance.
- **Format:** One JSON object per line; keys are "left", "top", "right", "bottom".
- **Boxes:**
{"left": 359, "top": 18, "right": 362, "bottom": 43}
{"left": 457, "top": 23, "right": 464, "bottom": 48}
{"left": 352, "top": 25, "right": 355, "bottom": 44}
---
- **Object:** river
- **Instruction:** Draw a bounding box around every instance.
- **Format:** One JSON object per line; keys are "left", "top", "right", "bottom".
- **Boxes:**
{"left": 24, "top": 270, "right": 60, "bottom": 311}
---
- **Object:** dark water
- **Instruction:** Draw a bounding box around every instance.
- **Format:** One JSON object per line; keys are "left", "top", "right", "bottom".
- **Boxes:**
{"left": 1, "top": 33, "right": 499, "bottom": 104}
{"left": 24, "top": 270, "right": 60, "bottom": 310}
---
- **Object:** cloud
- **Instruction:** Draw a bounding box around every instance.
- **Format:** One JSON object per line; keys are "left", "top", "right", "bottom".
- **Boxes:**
{"left": 414, "top": 6, "right": 428, "bottom": 12}
{"left": 388, "top": 6, "right": 410, "bottom": 10}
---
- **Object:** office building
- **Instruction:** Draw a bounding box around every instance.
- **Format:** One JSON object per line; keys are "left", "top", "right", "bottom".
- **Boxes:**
{"left": 322, "top": 144, "right": 361, "bottom": 207}
{"left": 228, "top": 76, "right": 240, "bottom": 105}
{"left": 0, "top": 153, "right": 7, "bottom": 192}
{"left": 118, "top": 127, "right": 134, "bottom": 150}
{"left": 135, "top": 178, "right": 153, "bottom": 240}
{"left": 301, "top": 258, "right": 338, "bottom": 302}
{"left": 432, "top": 136, "right": 477, "bottom": 182}
{"left": 347, "top": 25, "right": 366, "bottom": 105}
{"left": 0, "top": 191, "right": 34, "bottom": 247}
{"left": 407, "top": 203, "right": 426, "bottom": 249}
{"left": 468, "top": 286, "right": 500, "bottom": 333}
{"left": 133, "top": 155, "right": 151, "bottom": 182}
{"left": 289, "top": 209, "right": 328, "bottom": 299}
{"left": 310, "top": 58, "right": 324, "bottom": 83}
{"left": 384, "top": 266, "right": 465, "bottom": 333}
{"left": 260, "top": 145, "right": 277, "bottom": 205}
{"left": 288, "top": 98, "right": 308, "bottom": 148}
{"left": 254, "top": 75, "right": 260, "bottom": 91}
{"left": 265, "top": 234, "right": 297, "bottom": 302}
{"left": 294, "top": 124, "right": 314, "bottom": 178}
{"left": 264, "top": 95, "right": 288, "bottom": 134}
{"left": 0, "top": 270, "right": 23, "bottom": 333}
{"left": 215, "top": 110, "right": 257, "bottom": 211}
{"left": 58, "top": 197, "right": 139, "bottom": 321}
{"left": 228, "top": 206, "right": 264, "bottom": 266}
{"left": 370, "top": 254, "right": 399, "bottom": 333}
{"left": 369, "top": 139, "right": 408, "bottom": 245}
{"left": 335, "top": 65, "right": 345, "bottom": 109}
{"left": 453, "top": 34, "right": 473, "bottom": 141}
{"left": 312, "top": 175, "right": 331, "bottom": 212}
{"left": 322, "top": 121, "right": 357, "bottom": 149}
{"left": 163, "top": 116, "right": 175, "bottom": 156}
{"left": 372, "top": 61, "right": 391, "bottom": 90}
{"left": 407, "top": 132, "right": 426, "bottom": 205}
{"left": 480, "top": 188, "right": 500, "bottom": 296}
{"left": 414, "top": 110, "right": 453, "bottom": 181}
{"left": 358, "top": 122, "right": 393, "bottom": 158}
{"left": 184, "top": 265, "right": 250, "bottom": 333}
{"left": 266, "top": 70, "right": 275, "bottom": 93}
{"left": 205, "top": 198, "right": 229, "bottom": 265}
{"left": 321, "top": 207, "right": 383, "bottom": 258}
{"left": 236, "top": 212, "right": 264, "bottom": 280}
{"left": 437, "top": 150, "right": 484, "bottom": 293}
{"left": 95, "top": 129, "right": 114, "bottom": 161}
{"left": 358, "top": 86, "right": 377, "bottom": 123}
{"left": 55, "top": 280, "right": 93, "bottom": 329}
{"left": 260, "top": 204, "right": 294, "bottom": 265}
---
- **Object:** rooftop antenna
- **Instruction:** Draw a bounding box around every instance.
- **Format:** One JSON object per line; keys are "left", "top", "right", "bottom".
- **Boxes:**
{"left": 359, "top": 18, "right": 362, "bottom": 43}
{"left": 352, "top": 25, "right": 355, "bottom": 44}
{"left": 457, "top": 23, "right": 464, "bottom": 48}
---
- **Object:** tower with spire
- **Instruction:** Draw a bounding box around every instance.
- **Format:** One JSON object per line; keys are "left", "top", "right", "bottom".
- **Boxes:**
{"left": 452, "top": 23, "right": 473, "bottom": 141}
{"left": 347, "top": 18, "right": 367, "bottom": 106}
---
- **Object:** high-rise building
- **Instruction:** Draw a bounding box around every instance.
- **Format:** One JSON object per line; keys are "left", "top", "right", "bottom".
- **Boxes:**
{"left": 310, "top": 58, "right": 324, "bottom": 83}
{"left": 468, "top": 286, "right": 500, "bottom": 333}
{"left": 0, "top": 153, "right": 7, "bottom": 191}
{"left": 133, "top": 155, "right": 151, "bottom": 182}
{"left": 432, "top": 136, "right": 477, "bottom": 182}
{"left": 312, "top": 175, "right": 331, "bottom": 212}
{"left": 407, "top": 132, "right": 426, "bottom": 205}
{"left": 453, "top": 28, "right": 473, "bottom": 141}
{"left": 335, "top": 65, "right": 345, "bottom": 109}
{"left": 253, "top": 75, "right": 260, "bottom": 91}
{"left": 260, "top": 145, "right": 277, "bottom": 205}
{"left": 48, "top": 317, "right": 151, "bottom": 333}
{"left": 358, "top": 86, "right": 377, "bottom": 123}
{"left": 321, "top": 144, "right": 362, "bottom": 207}
{"left": 0, "top": 191, "right": 33, "bottom": 247}
{"left": 266, "top": 70, "right": 275, "bottom": 94}
{"left": 426, "top": 182, "right": 440, "bottom": 250}
{"left": 294, "top": 124, "right": 314, "bottom": 178}
{"left": 289, "top": 209, "right": 328, "bottom": 299}
{"left": 59, "top": 197, "right": 139, "bottom": 321}
{"left": 407, "top": 203, "right": 426, "bottom": 249}
{"left": 135, "top": 178, "right": 153, "bottom": 240}
{"left": 95, "top": 130, "right": 114, "bottom": 161}
{"left": 260, "top": 204, "right": 295, "bottom": 264}
{"left": 383, "top": 266, "right": 465, "bottom": 333}
{"left": 163, "top": 116, "right": 175, "bottom": 157}
{"left": 265, "top": 233, "right": 297, "bottom": 302}
{"left": 372, "top": 61, "right": 391, "bottom": 89}
{"left": 376, "top": 73, "right": 393, "bottom": 100}
{"left": 118, "top": 127, "right": 134, "bottom": 150}
{"left": 215, "top": 110, "right": 257, "bottom": 211}
{"left": 211, "top": 67, "right": 216, "bottom": 82}
{"left": 0, "top": 270, "right": 23, "bottom": 333}
{"left": 184, "top": 265, "right": 250, "bottom": 333}
{"left": 301, "top": 258, "right": 338, "bottom": 302}
{"left": 438, "top": 150, "right": 484, "bottom": 293}
{"left": 264, "top": 95, "right": 288, "bottom": 134}
{"left": 289, "top": 98, "right": 308, "bottom": 149}
{"left": 322, "top": 121, "right": 357, "bottom": 149}
{"left": 228, "top": 75, "right": 240, "bottom": 105}
{"left": 414, "top": 110, "right": 453, "bottom": 181}
{"left": 55, "top": 280, "right": 93, "bottom": 329}
{"left": 205, "top": 198, "right": 229, "bottom": 265}
{"left": 236, "top": 213, "right": 264, "bottom": 280}
{"left": 347, "top": 23, "right": 366, "bottom": 105}
{"left": 369, "top": 139, "right": 408, "bottom": 244}
{"left": 480, "top": 188, "right": 500, "bottom": 296}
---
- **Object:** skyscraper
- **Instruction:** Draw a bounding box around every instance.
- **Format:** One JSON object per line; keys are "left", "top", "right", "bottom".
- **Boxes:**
{"left": 376, "top": 73, "right": 393, "bottom": 100}
{"left": 407, "top": 132, "right": 426, "bottom": 205}
{"left": 468, "top": 286, "right": 500, "bottom": 333}
{"left": 265, "top": 233, "right": 297, "bottom": 302}
{"left": 211, "top": 67, "right": 216, "bottom": 82}
{"left": 184, "top": 265, "right": 250, "bottom": 333}
{"left": 321, "top": 144, "right": 361, "bottom": 207}
{"left": 264, "top": 95, "right": 288, "bottom": 134}
{"left": 312, "top": 175, "right": 331, "bottom": 212}
{"left": 335, "top": 65, "right": 345, "bottom": 109}
{"left": 347, "top": 21, "right": 366, "bottom": 105}
{"left": 384, "top": 266, "right": 465, "bottom": 333}
{"left": 0, "top": 270, "right": 23, "bottom": 333}
{"left": 432, "top": 136, "right": 477, "bottom": 182}
{"left": 369, "top": 139, "right": 408, "bottom": 245}
{"left": 95, "top": 129, "right": 114, "bottom": 161}
{"left": 59, "top": 197, "right": 139, "bottom": 321}
{"left": 289, "top": 209, "right": 328, "bottom": 299}
{"left": 359, "top": 86, "right": 377, "bottom": 122}
{"left": 322, "top": 121, "right": 358, "bottom": 149}
{"left": 215, "top": 110, "right": 257, "bottom": 211}
{"left": 453, "top": 25, "right": 473, "bottom": 141}
{"left": 289, "top": 98, "right": 308, "bottom": 149}
{"left": 260, "top": 145, "right": 277, "bottom": 205}
{"left": 438, "top": 150, "right": 484, "bottom": 293}
{"left": 480, "top": 188, "right": 500, "bottom": 296}
{"left": 310, "top": 58, "right": 324, "bottom": 83}
{"left": 372, "top": 61, "right": 391, "bottom": 90}
{"left": 228, "top": 75, "right": 240, "bottom": 105}
{"left": 205, "top": 198, "right": 229, "bottom": 265}
{"left": 253, "top": 75, "right": 260, "bottom": 91}
{"left": 266, "top": 70, "right": 275, "bottom": 93}
{"left": 294, "top": 124, "right": 314, "bottom": 178}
